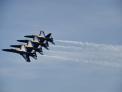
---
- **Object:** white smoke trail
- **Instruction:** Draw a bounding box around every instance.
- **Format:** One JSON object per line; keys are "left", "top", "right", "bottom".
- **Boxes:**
{"left": 55, "top": 40, "right": 122, "bottom": 49}
{"left": 55, "top": 40, "right": 83, "bottom": 45}
{"left": 45, "top": 40, "right": 122, "bottom": 68}
{"left": 50, "top": 45, "right": 82, "bottom": 50}
{"left": 42, "top": 54, "right": 71, "bottom": 61}
{"left": 42, "top": 52, "right": 122, "bottom": 68}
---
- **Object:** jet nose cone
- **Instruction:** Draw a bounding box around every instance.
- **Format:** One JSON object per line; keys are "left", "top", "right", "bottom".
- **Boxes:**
{"left": 2, "top": 49, "right": 8, "bottom": 51}
{"left": 2, "top": 49, "right": 5, "bottom": 51}
{"left": 24, "top": 35, "right": 31, "bottom": 38}
{"left": 17, "top": 40, "right": 21, "bottom": 42}
{"left": 24, "top": 36, "right": 28, "bottom": 37}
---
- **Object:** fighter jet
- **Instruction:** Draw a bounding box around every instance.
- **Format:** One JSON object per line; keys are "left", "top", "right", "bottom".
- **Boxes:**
{"left": 24, "top": 31, "right": 55, "bottom": 47}
{"left": 11, "top": 40, "right": 43, "bottom": 55}
{"left": 2, "top": 45, "right": 37, "bottom": 62}
{"left": 17, "top": 36, "right": 49, "bottom": 50}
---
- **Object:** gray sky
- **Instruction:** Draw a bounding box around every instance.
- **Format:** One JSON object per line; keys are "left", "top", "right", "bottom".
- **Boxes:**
{"left": 1, "top": 0, "right": 122, "bottom": 45}
{"left": 0, "top": 0, "right": 122, "bottom": 92}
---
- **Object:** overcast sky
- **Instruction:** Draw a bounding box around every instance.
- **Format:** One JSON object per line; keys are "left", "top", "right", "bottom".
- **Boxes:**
{"left": 0, "top": 0, "right": 122, "bottom": 92}
{"left": 1, "top": 0, "right": 122, "bottom": 45}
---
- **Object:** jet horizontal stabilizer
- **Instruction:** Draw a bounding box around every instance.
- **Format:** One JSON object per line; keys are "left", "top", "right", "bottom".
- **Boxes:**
{"left": 52, "top": 41, "right": 55, "bottom": 45}
{"left": 46, "top": 33, "right": 52, "bottom": 38}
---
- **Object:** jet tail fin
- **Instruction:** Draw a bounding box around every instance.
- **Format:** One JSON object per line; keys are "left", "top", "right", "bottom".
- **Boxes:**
{"left": 45, "top": 33, "right": 55, "bottom": 45}
{"left": 45, "top": 41, "right": 49, "bottom": 47}
{"left": 37, "top": 46, "right": 43, "bottom": 55}
{"left": 22, "top": 54, "right": 31, "bottom": 62}
{"left": 46, "top": 33, "right": 51, "bottom": 38}
{"left": 30, "top": 50, "right": 37, "bottom": 60}
{"left": 39, "top": 31, "right": 45, "bottom": 37}
{"left": 40, "top": 40, "right": 49, "bottom": 50}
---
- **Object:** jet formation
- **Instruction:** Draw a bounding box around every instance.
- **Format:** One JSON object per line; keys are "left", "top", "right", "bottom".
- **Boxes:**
{"left": 2, "top": 31, "right": 55, "bottom": 62}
